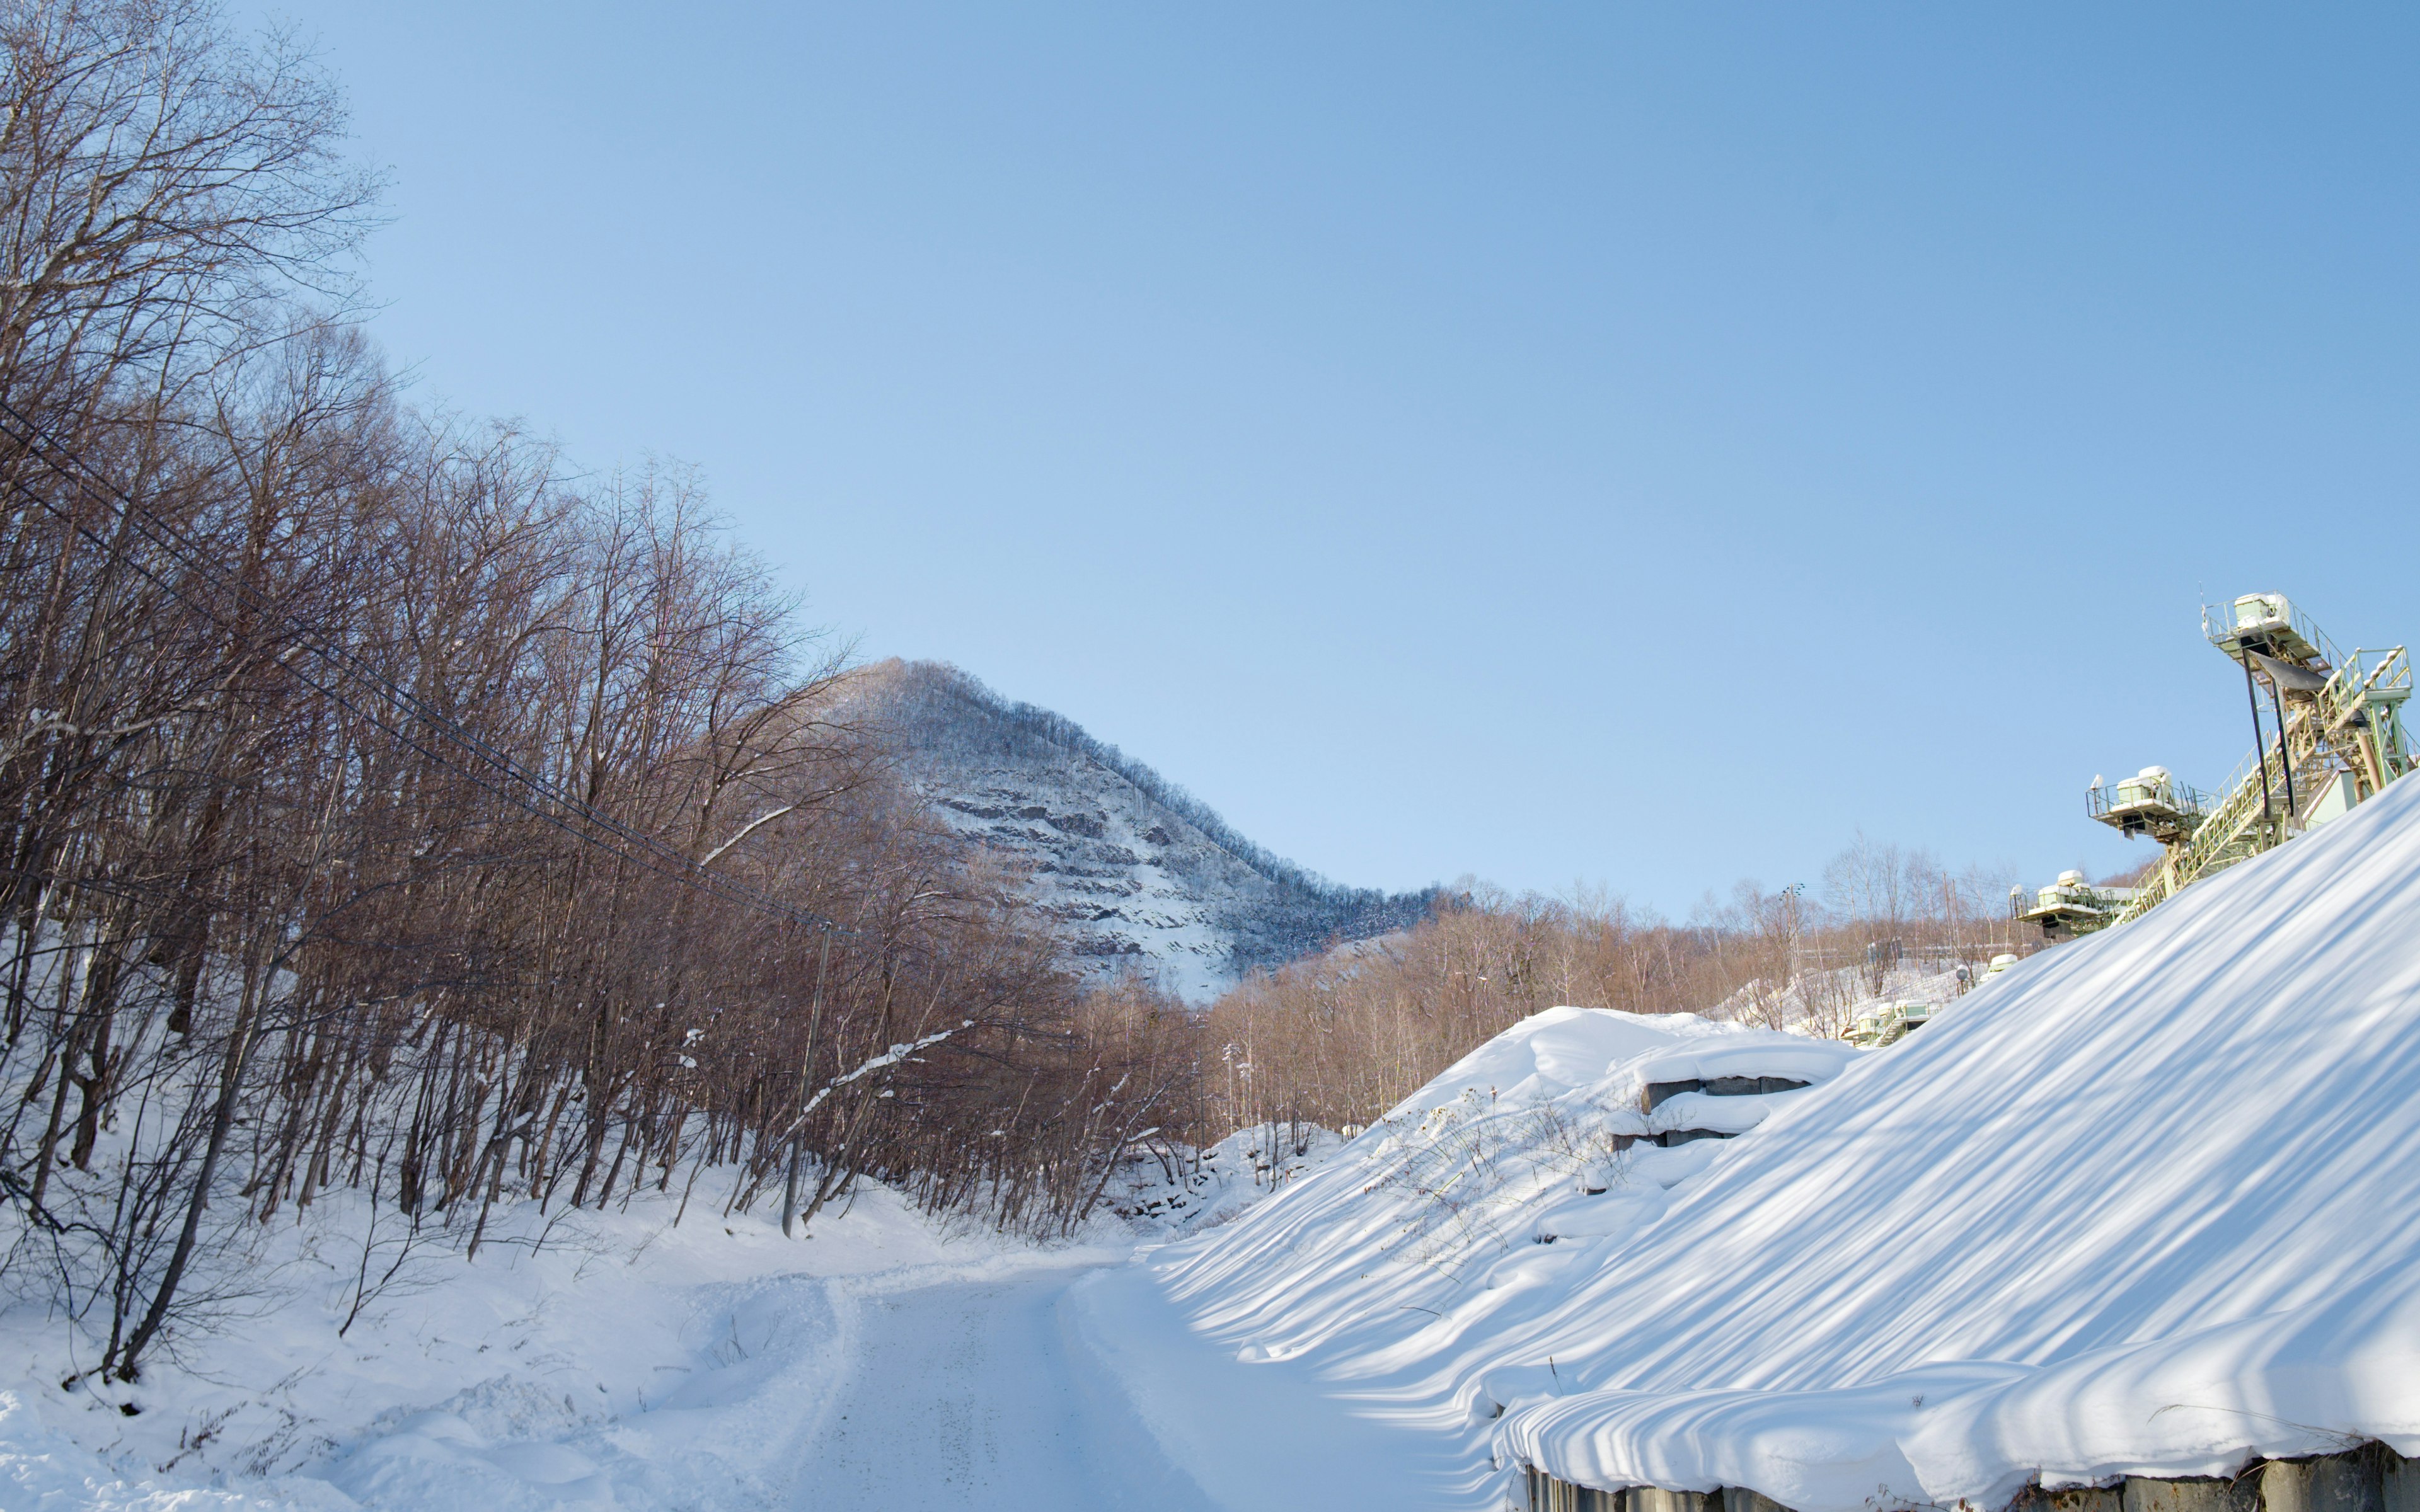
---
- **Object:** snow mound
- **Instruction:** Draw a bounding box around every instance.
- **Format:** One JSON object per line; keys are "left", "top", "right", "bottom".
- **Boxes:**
{"left": 0, "top": 1390, "right": 328, "bottom": 1510}
{"left": 1385, "top": 1005, "right": 1857, "bottom": 1120}
{"left": 1153, "top": 1006, "right": 1860, "bottom": 1387}
{"left": 1156, "top": 775, "right": 2420, "bottom": 1510}
{"left": 1165, "top": 774, "right": 2420, "bottom": 1512}
{"left": 0, "top": 1171, "right": 1131, "bottom": 1511}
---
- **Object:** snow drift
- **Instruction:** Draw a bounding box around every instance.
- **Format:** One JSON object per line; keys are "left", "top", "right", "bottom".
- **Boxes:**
{"left": 1150, "top": 1007, "right": 1864, "bottom": 1474}
{"left": 1160, "top": 772, "right": 2420, "bottom": 1511}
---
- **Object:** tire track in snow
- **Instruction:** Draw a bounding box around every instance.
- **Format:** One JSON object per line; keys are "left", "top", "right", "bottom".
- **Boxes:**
{"left": 784, "top": 1263, "right": 1207, "bottom": 1511}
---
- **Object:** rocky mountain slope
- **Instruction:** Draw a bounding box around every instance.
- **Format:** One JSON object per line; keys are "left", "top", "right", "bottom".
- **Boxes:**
{"left": 841, "top": 660, "right": 1436, "bottom": 999}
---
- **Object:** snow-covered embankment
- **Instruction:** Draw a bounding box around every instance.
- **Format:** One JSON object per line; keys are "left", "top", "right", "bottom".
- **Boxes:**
{"left": 1129, "top": 1008, "right": 1861, "bottom": 1508}
{"left": 1155, "top": 774, "right": 2420, "bottom": 1512}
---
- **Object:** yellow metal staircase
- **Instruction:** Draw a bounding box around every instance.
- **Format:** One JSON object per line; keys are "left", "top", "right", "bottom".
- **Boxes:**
{"left": 2047, "top": 595, "right": 2412, "bottom": 937}
{"left": 2102, "top": 598, "right": 2411, "bottom": 927}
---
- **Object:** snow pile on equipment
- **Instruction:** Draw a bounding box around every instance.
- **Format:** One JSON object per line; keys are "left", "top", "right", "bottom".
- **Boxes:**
{"left": 1160, "top": 774, "right": 2420, "bottom": 1512}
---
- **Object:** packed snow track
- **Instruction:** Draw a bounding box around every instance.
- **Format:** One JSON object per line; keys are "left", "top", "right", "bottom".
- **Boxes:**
{"left": 786, "top": 1263, "right": 1195, "bottom": 1511}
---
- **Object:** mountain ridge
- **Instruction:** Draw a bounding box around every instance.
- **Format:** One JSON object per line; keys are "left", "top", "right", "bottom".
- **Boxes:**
{"left": 840, "top": 659, "right": 1439, "bottom": 999}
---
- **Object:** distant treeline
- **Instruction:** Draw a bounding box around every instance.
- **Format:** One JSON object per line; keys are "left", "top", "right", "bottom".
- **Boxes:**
{"left": 1194, "top": 840, "right": 2027, "bottom": 1140}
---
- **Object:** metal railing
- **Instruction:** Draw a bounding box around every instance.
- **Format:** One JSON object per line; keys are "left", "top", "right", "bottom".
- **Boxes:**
{"left": 2085, "top": 776, "right": 2214, "bottom": 825}
{"left": 2319, "top": 646, "right": 2414, "bottom": 787}
{"left": 2112, "top": 733, "right": 2338, "bottom": 925}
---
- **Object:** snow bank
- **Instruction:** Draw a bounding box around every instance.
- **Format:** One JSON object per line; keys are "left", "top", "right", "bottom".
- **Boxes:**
{"left": 1151, "top": 1006, "right": 1860, "bottom": 1433}
{"left": 0, "top": 1171, "right": 1137, "bottom": 1510}
{"left": 1492, "top": 774, "right": 2420, "bottom": 1509}
{"left": 1109, "top": 1123, "right": 1351, "bottom": 1233}
{"left": 0, "top": 1389, "right": 322, "bottom": 1511}
{"left": 1158, "top": 775, "right": 2420, "bottom": 1511}
{"left": 0, "top": 1101, "right": 1356, "bottom": 1512}
{"left": 1161, "top": 774, "right": 2420, "bottom": 1510}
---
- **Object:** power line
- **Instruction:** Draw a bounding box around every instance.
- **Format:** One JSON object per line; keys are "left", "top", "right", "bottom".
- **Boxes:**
{"left": 0, "top": 399, "right": 843, "bottom": 936}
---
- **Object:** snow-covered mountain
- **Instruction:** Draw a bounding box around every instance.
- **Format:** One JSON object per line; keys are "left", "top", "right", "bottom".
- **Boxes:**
{"left": 842, "top": 660, "right": 1437, "bottom": 1000}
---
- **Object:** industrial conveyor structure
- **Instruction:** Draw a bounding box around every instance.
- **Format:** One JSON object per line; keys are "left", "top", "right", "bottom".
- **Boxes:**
{"left": 2018, "top": 593, "right": 2412, "bottom": 940}
{"left": 2011, "top": 868, "right": 2140, "bottom": 941}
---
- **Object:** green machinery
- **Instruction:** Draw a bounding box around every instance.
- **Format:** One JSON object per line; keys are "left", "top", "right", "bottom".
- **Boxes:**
{"left": 2017, "top": 593, "right": 2413, "bottom": 941}
{"left": 1845, "top": 956, "right": 2020, "bottom": 1048}
{"left": 1848, "top": 999, "right": 1939, "bottom": 1049}
{"left": 2012, "top": 868, "right": 2138, "bottom": 941}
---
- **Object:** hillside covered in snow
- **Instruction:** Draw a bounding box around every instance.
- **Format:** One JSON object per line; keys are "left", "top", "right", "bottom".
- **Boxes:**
{"left": 20, "top": 777, "right": 2420, "bottom": 1512}
{"left": 841, "top": 660, "right": 1438, "bottom": 998}
{"left": 1148, "top": 770, "right": 2420, "bottom": 1511}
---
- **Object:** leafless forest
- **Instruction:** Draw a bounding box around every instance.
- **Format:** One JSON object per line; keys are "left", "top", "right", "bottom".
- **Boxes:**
{"left": 1200, "top": 842, "right": 2025, "bottom": 1138}
{"left": 0, "top": 0, "right": 1202, "bottom": 1383}
{"left": 0, "top": 0, "right": 2024, "bottom": 1384}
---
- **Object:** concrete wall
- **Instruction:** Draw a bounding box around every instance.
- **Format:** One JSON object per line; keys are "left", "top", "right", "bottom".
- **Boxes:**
{"left": 1523, "top": 1445, "right": 2420, "bottom": 1512}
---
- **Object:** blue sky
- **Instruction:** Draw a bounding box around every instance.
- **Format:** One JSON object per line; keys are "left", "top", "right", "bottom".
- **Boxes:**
{"left": 261, "top": 3, "right": 2417, "bottom": 912}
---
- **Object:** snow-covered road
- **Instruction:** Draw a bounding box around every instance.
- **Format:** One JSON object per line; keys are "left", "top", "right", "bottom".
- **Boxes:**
{"left": 774, "top": 1252, "right": 1481, "bottom": 1512}
{"left": 3, "top": 1178, "right": 1489, "bottom": 1510}
{"left": 786, "top": 1263, "right": 1204, "bottom": 1511}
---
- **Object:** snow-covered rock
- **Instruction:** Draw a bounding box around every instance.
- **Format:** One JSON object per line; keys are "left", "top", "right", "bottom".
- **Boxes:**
{"left": 843, "top": 660, "right": 1434, "bottom": 999}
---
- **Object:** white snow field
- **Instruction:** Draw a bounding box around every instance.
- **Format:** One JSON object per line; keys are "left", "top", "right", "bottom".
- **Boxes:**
{"left": 0, "top": 1179, "right": 1156, "bottom": 1511}
{"left": 0, "top": 1125, "right": 1458, "bottom": 1510}
{"left": 16, "top": 777, "right": 2419, "bottom": 1511}
{"left": 1148, "top": 1004, "right": 1869, "bottom": 1506}
{"left": 1158, "top": 772, "right": 2420, "bottom": 1512}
